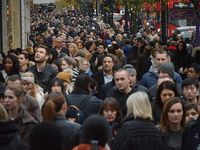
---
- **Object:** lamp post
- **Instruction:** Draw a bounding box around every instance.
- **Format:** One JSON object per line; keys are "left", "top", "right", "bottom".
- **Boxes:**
{"left": 161, "top": 0, "right": 167, "bottom": 44}
{"left": 123, "top": 0, "right": 129, "bottom": 34}
{"left": 96, "top": 0, "right": 98, "bottom": 16}
{"left": 111, "top": 0, "right": 114, "bottom": 27}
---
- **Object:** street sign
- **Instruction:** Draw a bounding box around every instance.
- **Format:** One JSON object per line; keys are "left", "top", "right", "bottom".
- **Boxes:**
{"left": 169, "top": 8, "right": 196, "bottom": 20}
{"left": 173, "top": 3, "right": 194, "bottom": 9}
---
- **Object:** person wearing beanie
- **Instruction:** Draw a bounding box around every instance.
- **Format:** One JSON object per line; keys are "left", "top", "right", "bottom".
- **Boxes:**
{"left": 158, "top": 62, "right": 175, "bottom": 79}
{"left": 148, "top": 63, "right": 183, "bottom": 102}
{"left": 56, "top": 71, "right": 72, "bottom": 83}
{"left": 158, "top": 62, "right": 182, "bottom": 85}
{"left": 139, "top": 50, "right": 183, "bottom": 89}
{"left": 123, "top": 64, "right": 147, "bottom": 93}
{"left": 56, "top": 71, "right": 73, "bottom": 94}
{"left": 21, "top": 72, "right": 45, "bottom": 109}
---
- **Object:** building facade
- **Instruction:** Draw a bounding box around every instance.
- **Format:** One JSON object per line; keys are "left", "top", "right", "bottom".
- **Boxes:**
{"left": 0, "top": 0, "right": 31, "bottom": 54}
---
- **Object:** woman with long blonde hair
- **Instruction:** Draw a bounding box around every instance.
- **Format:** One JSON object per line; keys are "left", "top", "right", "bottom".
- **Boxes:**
{"left": 67, "top": 43, "right": 79, "bottom": 57}
{"left": 112, "top": 91, "right": 163, "bottom": 150}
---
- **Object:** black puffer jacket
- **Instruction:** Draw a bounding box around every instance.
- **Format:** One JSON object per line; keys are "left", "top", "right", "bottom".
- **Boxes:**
{"left": 111, "top": 115, "right": 164, "bottom": 150}
{"left": 0, "top": 121, "right": 26, "bottom": 150}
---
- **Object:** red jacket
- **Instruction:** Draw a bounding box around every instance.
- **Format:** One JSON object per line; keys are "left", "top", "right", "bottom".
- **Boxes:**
{"left": 72, "top": 144, "right": 107, "bottom": 150}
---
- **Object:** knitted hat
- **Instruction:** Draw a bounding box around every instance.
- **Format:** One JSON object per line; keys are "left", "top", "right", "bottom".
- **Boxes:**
{"left": 123, "top": 64, "right": 137, "bottom": 75}
{"left": 56, "top": 71, "right": 72, "bottom": 83}
{"left": 159, "top": 62, "right": 175, "bottom": 79}
{"left": 21, "top": 76, "right": 34, "bottom": 84}
{"left": 21, "top": 72, "right": 35, "bottom": 84}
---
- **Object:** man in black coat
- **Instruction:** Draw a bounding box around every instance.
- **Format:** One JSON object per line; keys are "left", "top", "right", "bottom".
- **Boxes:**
{"left": 107, "top": 69, "right": 135, "bottom": 117}
{"left": 28, "top": 44, "right": 58, "bottom": 92}
{"left": 92, "top": 55, "right": 115, "bottom": 96}
{"left": 66, "top": 75, "right": 102, "bottom": 123}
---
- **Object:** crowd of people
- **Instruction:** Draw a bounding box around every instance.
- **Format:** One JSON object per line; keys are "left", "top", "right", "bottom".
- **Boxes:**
{"left": 0, "top": 6, "right": 200, "bottom": 150}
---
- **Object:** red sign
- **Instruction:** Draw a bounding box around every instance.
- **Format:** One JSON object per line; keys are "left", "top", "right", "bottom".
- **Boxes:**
{"left": 169, "top": 8, "right": 196, "bottom": 20}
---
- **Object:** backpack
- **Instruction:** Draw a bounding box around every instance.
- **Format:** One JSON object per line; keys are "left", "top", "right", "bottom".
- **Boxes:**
{"left": 66, "top": 95, "right": 92, "bottom": 124}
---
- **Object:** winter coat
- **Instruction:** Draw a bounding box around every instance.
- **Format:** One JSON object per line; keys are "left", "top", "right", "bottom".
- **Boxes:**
{"left": 14, "top": 105, "right": 38, "bottom": 144}
{"left": 182, "top": 117, "right": 200, "bottom": 150}
{"left": 111, "top": 116, "right": 163, "bottom": 150}
{"left": 66, "top": 92, "right": 102, "bottom": 123}
{"left": 0, "top": 121, "right": 26, "bottom": 150}
{"left": 53, "top": 114, "right": 81, "bottom": 150}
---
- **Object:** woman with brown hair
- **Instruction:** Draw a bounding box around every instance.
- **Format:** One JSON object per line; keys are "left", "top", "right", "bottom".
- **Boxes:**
{"left": 159, "top": 97, "right": 185, "bottom": 150}
{"left": 99, "top": 97, "right": 122, "bottom": 125}
{"left": 42, "top": 92, "right": 80, "bottom": 150}
{"left": 0, "top": 103, "right": 26, "bottom": 150}
{"left": 99, "top": 97, "right": 122, "bottom": 146}
{"left": 3, "top": 84, "right": 37, "bottom": 144}
{"left": 153, "top": 80, "right": 180, "bottom": 124}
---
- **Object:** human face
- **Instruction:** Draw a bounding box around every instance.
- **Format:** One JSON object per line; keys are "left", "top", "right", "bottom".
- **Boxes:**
{"left": 22, "top": 81, "right": 33, "bottom": 94}
{"left": 68, "top": 45, "right": 75, "bottom": 54}
{"left": 183, "top": 85, "right": 198, "bottom": 102}
{"left": 4, "top": 89, "right": 19, "bottom": 111}
{"left": 35, "top": 47, "right": 48, "bottom": 63}
{"left": 155, "top": 53, "right": 169, "bottom": 67}
{"left": 168, "top": 102, "right": 183, "bottom": 125}
{"left": 18, "top": 54, "right": 28, "bottom": 66}
{"left": 103, "top": 108, "right": 117, "bottom": 123}
{"left": 160, "top": 89, "right": 175, "bottom": 104}
{"left": 102, "top": 56, "right": 114, "bottom": 72}
{"left": 185, "top": 108, "right": 198, "bottom": 123}
{"left": 61, "top": 60, "right": 72, "bottom": 71}
{"left": 97, "top": 45, "right": 105, "bottom": 54}
{"left": 4, "top": 57, "right": 13, "bottom": 72}
{"left": 51, "top": 83, "right": 62, "bottom": 93}
{"left": 159, "top": 72, "right": 171, "bottom": 79}
{"left": 80, "top": 60, "right": 89, "bottom": 71}
{"left": 115, "top": 71, "right": 130, "bottom": 92}
{"left": 187, "top": 67, "right": 200, "bottom": 79}
{"left": 77, "top": 43, "right": 83, "bottom": 49}
{"left": 89, "top": 32, "right": 95, "bottom": 38}
{"left": 55, "top": 40, "right": 63, "bottom": 48}
{"left": 129, "top": 73, "right": 136, "bottom": 87}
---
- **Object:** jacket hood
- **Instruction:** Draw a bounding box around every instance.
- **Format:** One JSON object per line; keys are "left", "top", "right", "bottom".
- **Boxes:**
{"left": 149, "top": 65, "right": 158, "bottom": 74}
